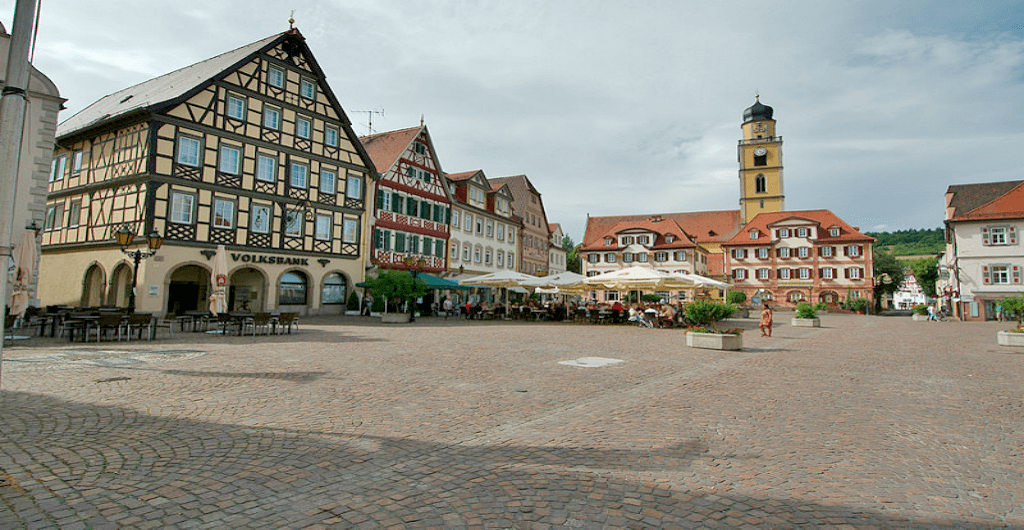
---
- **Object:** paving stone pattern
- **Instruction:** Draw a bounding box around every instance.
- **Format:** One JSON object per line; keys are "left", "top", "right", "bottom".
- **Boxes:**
{"left": 1, "top": 314, "right": 1022, "bottom": 529}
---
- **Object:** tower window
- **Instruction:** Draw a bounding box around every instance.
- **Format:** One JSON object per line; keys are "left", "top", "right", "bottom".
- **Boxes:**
{"left": 755, "top": 174, "right": 766, "bottom": 193}
{"left": 754, "top": 154, "right": 767, "bottom": 166}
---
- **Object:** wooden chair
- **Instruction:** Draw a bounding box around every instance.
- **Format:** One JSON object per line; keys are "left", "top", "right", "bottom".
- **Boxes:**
{"left": 276, "top": 312, "right": 299, "bottom": 334}
{"left": 244, "top": 313, "right": 273, "bottom": 335}
{"left": 153, "top": 315, "right": 176, "bottom": 339}
{"left": 125, "top": 313, "right": 154, "bottom": 340}
{"left": 90, "top": 313, "right": 127, "bottom": 342}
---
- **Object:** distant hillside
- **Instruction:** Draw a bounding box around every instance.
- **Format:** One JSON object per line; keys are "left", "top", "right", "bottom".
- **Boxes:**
{"left": 865, "top": 228, "right": 945, "bottom": 257}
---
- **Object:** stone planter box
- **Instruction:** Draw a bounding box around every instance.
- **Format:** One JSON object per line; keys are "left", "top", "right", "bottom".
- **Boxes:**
{"left": 997, "top": 331, "right": 1024, "bottom": 347}
{"left": 912, "top": 314, "right": 929, "bottom": 321}
{"left": 381, "top": 313, "right": 411, "bottom": 324}
{"left": 732, "top": 308, "right": 750, "bottom": 319}
{"left": 791, "top": 317, "right": 820, "bottom": 328}
{"left": 686, "top": 332, "right": 742, "bottom": 351}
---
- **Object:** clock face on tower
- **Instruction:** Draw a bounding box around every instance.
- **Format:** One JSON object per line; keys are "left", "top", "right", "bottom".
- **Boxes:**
{"left": 754, "top": 147, "right": 767, "bottom": 156}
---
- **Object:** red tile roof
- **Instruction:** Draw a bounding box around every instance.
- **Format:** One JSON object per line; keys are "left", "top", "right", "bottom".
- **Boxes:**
{"left": 359, "top": 126, "right": 421, "bottom": 174}
{"left": 583, "top": 210, "right": 743, "bottom": 250}
{"left": 947, "top": 181, "right": 1024, "bottom": 222}
{"left": 446, "top": 170, "right": 480, "bottom": 182}
{"left": 721, "top": 209, "right": 874, "bottom": 246}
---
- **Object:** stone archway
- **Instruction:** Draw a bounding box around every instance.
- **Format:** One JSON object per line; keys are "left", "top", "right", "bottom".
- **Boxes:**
{"left": 109, "top": 263, "right": 133, "bottom": 308}
{"left": 819, "top": 290, "right": 839, "bottom": 304}
{"left": 167, "top": 264, "right": 211, "bottom": 315}
{"left": 229, "top": 267, "right": 267, "bottom": 312}
{"left": 81, "top": 264, "right": 105, "bottom": 307}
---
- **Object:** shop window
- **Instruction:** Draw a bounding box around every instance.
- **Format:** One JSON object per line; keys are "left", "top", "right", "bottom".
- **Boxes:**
{"left": 278, "top": 271, "right": 308, "bottom": 305}
{"left": 321, "top": 273, "right": 346, "bottom": 305}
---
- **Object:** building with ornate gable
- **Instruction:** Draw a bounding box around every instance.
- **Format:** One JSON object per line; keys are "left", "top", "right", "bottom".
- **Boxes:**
{"left": 490, "top": 175, "right": 549, "bottom": 276}
{"left": 941, "top": 180, "right": 1024, "bottom": 321}
{"left": 39, "top": 28, "right": 376, "bottom": 315}
{"left": 444, "top": 170, "right": 519, "bottom": 277}
{"left": 362, "top": 126, "right": 451, "bottom": 275}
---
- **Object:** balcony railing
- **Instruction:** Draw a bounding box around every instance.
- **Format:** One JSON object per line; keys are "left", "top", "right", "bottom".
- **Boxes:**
{"left": 739, "top": 136, "right": 782, "bottom": 145}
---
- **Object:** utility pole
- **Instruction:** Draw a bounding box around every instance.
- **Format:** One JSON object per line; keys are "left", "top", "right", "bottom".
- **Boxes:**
{"left": 0, "top": 0, "right": 39, "bottom": 389}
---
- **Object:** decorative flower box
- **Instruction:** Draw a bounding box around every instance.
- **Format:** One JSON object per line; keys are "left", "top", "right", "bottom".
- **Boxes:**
{"left": 791, "top": 317, "right": 820, "bottom": 328}
{"left": 381, "top": 313, "right": 411, "bottom": 324}
{"left": 912, "top": 314, "right": 929, "bottom": 321}
{"left": 997, "top": 331, "right": 1024, "bottom": 347}
{"left": 686, "top": 332, "right": 742, "bottom": 351}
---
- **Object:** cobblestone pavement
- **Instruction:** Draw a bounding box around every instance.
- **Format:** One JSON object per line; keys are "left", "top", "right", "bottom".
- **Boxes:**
{"left": 1, "top": 314, "right": 1022, "bottom": 529}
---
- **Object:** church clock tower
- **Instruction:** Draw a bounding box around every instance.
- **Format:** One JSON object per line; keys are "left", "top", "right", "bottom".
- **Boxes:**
{"left": 738, "top": 96, "right": 784, "bottom": 224}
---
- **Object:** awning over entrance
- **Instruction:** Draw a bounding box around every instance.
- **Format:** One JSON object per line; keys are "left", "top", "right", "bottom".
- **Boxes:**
{"left": 358, "top": 272, "right": 473, "bottom": 290}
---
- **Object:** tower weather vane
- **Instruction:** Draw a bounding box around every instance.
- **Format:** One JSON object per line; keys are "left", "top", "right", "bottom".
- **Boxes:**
{"left": 289, "top": 10, "right": 295, "bottom": 29}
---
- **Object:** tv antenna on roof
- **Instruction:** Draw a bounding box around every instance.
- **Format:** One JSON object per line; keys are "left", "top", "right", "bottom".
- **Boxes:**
{"left": 353, "top": 107, "right": 385, "bottom": 136}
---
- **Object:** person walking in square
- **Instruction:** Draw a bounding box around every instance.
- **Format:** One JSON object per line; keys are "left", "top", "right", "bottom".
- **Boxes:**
{"left": 760, "top": 302, "right": 773, "bottom": 337}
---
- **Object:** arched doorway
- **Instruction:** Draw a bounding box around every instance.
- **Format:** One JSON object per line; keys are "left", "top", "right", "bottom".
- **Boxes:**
{"left": 109, "top": 263, "right": 133, "bottom": 308}
{"left": 320, "top": 272, "right": 348, "bottom": 314}
{"left": 819, "top": 291, "right": 839, "bottom": 304}
{"left": 229, "top": 267, "right": 266, "bottom": 311}
{"left": 167, "top": 264, "right": 210, "bottom": 315}
{"left": 81, "top": 264, "right": 105, "bottom": 307}
{"left": 786, "top": 290, "right": 808, "bottom": 304}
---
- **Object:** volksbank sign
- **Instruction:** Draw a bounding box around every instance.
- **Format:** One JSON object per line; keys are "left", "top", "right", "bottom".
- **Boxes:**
{"left": 230, "top": 253, "right": 310, "bottom": 266}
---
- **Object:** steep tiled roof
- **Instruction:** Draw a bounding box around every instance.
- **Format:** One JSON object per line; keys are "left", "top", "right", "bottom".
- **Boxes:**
{"left": 548, "top": 222, "right": 561, "bottom": 233}
{"left": 446, "top": 170, "right": 480, "bottom": 182}
{"left": 721, "top": 209, "right": 874, "bottom": 246}
{"left": 490, "top": 175, "right": 547, "bottom": 223}
{"left": 583, "top": 210, "right": 742, "bottom": 250}
{"left": 57, "top": 31, "right": 285, "bottom": 138}
{"left": 359, "top": 126, "right": 421, "bottom": 174}
{"left": 947, "top": 181, "right": 1024, "bottom": 222}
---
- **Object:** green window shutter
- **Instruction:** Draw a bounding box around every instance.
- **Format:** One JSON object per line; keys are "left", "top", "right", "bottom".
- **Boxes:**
{"left": 373, "top": 228, "right": 382, "bottom": 249}
{"left": 395, "top": 233, "right": 406, "bottom": 252}
{"left": 376, "top": 190, "right": 384, "bottom": 210}
{"left": 421, "top": 200, "right": 431, "bottom": 219}
{"left": 406, "top": 198, "right": 416, "bottom": 216}
{"left": 436, "top": 240, "right": 444, "bottom": 258}
{"left": 390, "top": 193, "right": 400, "bottom": 213}
{"left": 410, "top": 235, "right": 420, "bottom": 253}
{"left": 445, "top": 207, "right": 451, "bottom": 224}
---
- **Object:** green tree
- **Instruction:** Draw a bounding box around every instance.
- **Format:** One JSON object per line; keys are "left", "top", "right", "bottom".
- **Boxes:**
{"left": 563, "top": 235, "right": 581, "bottom": 273}
{"left": 908, "top": 257, "right": 939, "bottom": 297}
{"left": 362, "top": 269, "right": 428, "bottom": 315}
{"left": 872, "top": 248, "right": 905, "bottom": 310}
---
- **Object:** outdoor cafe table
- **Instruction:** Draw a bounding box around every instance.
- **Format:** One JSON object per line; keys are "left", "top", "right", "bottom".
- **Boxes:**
{"left": 64, "top": 314, "right": 100, "bottom": 342}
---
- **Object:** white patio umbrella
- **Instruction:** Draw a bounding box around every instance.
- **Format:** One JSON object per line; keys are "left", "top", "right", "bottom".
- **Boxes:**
{"left": 459, "top": 270, "right": 539, "bottom": 314}
{"left": 584, "top": 266, "right": 696, "bottom": 291}
{"left": 678, "top": 273, "right": 730, "bottom": 290}
{"left": 8, "top": 229, "right": 36, "bottom": 319}
{"left": 208, "top": 245, "right": 229, "bottom": 316}
{"left": 519, "top": 270, "right": 586, "bottom": 289}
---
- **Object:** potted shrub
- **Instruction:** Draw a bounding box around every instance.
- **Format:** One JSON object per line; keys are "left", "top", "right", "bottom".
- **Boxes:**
{"left": 814, "top": 302, "right": 828, "bottom": 314}
{"left": 726, "top": 291, "right": 749, "bottom": 318}
{"left": 684, "top": 300, "right": 741, "bottom": 350}
{"left": 911, "top": 304, "right": 929, "bottom": 321}
{"left": 847, "top": 298, "right": 869, "bottom": 314}
{"left": 791, "top": 302, "right": 820, "bottom": 327}
{"left": 362, "top": 270, "right": 428, "bottom": 323}
{"left": 346, "top": 291, "right": 361, "bottom": 316}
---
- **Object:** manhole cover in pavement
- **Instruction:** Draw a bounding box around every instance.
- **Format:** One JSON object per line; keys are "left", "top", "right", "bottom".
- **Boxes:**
{"left": 558, "top": 357, "right": 625, "bottom": 368}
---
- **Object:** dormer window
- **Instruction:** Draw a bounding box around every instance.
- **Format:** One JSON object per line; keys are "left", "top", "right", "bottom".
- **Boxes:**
{"left": 604, "top": 237, "right": 614, "bottom": 246}
{"left": 797, "top": 227, "right": 809, "bottom": 238}
{"left": 665, "top": 235, "right": 675, "bottom": 243}
{"left": 637, "top": 235, "right": 650, "bottom": 245}
{"left": 621, "top": 236, "right": 635, "bottom": 245}
{"left": 749, "top": 229, "right": 759, "bottom": 240}
{"left": 778, "top": 228, "right": 790, "bottom": 238}
{"left": 829, "top": 228, "right": 840, "bottom": 237}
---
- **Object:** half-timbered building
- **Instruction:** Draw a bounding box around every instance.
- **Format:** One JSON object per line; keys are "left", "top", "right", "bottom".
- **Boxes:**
{"left": 361, "top": 126, "right": 451, "bottom": 274}
{"left": 38, "top": 29, "right": 375, "bottom": 315}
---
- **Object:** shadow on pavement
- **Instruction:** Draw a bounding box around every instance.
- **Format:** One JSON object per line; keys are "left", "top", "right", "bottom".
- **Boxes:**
{"left": 1, "top": 390, "right": 1014, "bottom": 529}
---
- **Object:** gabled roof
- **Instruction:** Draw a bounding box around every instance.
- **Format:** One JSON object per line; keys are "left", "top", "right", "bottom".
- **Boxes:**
{"left": 722, "top": 209, "right": 874, "bottom": 246}
{"left": 57, "top": 31, "right": 285, "bottom": 138}
{"left": 446, "top": 170, "right": 480, "bottom": 182}
{"left": 946, "top": 181, "right": 1024, "bottom": 222}
{"left": 583, "top": 209, "right": 742, "bottom": 249}
{"left": 359, "top": 126, "right": 422, "bottom": 174}
{"left": 490, "top": 174, "right": 549, "bottom": 228}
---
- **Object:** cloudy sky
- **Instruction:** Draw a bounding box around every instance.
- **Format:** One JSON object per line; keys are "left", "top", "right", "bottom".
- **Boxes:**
{"left": 5, "top": 0, "right": 1023, "bottom": 241}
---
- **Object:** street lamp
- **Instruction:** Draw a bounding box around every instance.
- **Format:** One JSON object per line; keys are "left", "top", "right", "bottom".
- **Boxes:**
{"left": 115, "top": 226, "right": 163, "bottom": 312}
{"left": 403, "top": 255, "right": 427, "bottom": 322}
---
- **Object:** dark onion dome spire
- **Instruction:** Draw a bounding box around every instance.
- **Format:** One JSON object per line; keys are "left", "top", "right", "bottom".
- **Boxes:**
{"left": 743, "top": 94, "right": 774, "bottom": 123}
